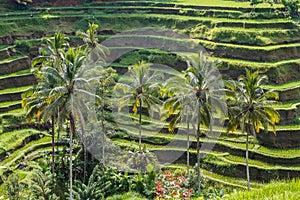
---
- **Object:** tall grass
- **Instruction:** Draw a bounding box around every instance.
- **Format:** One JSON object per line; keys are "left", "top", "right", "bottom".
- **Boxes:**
{"left": 224, "top": 179, "right": 300, "bottom": 200}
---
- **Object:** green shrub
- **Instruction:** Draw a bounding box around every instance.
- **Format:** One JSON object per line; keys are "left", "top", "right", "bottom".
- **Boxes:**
{"left": 282, "top": 0, "right": 299, "bottom": 17}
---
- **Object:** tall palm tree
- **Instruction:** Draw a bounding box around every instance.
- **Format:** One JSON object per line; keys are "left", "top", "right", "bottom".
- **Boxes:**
{"left": 41, "top": 47, "right": 90, "bottom": 200}
{"left": 114, "top": 62, "right": 162, "bottom": 152}
{"left": 168, "top": 53, "right": 226, "bottom": 193}
{"left": 23, "top": 32, "right": 70, "bottom": 175}
{"left": 163, "top": 74, "right": 197, "bottom": 178}
{"left": 28, "top": 47, "right": 95, "bottom": 200}
{"left": 226, "top": 69, "right": 280, "bottom": 191}
{"left": 77, "top": 23, "right": 109, "bottom": 180}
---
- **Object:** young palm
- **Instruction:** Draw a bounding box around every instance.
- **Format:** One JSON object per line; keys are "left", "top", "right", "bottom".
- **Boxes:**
{"left": 226, "top": 69, "right": 280, "bottom": 191}
{"left": 76, "top": 22, "right": 109, "bottom": 63}
{"left": 114, "top": 61, "right": 162, "bottom": 152}
{"left": 169, "top": 53, "right": 226, "bottom": 193}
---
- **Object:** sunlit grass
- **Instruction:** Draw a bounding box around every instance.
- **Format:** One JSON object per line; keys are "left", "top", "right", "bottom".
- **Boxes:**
{"left": 0, "top": 69, "right": 31, "bottom": 79}
{"left": 224, "top": 179, "right": 300, "bottom": 200}
{"left": 0, "top": 85, "right": 32, "bottom": 95}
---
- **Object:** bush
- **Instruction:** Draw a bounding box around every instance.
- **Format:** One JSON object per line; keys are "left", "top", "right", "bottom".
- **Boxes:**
{"left": 282, "top": 0, "right": 299, "bottom": 17}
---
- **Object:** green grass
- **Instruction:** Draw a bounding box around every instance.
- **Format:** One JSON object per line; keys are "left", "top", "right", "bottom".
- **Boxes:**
{"left": 224, "top": 179, "right": 300, "bottom": 200}
{"left": 0, "top": 136, "right": 50, "bottom": 167}
{"left": 191, "top": 27, "right": 300, "bottom": 46}
{"left": 0, "top": 100, "right": 21, "bottom": 108}
{"left": 0, "top": 45, "right": 10, "bottom": 51}
{"left": 173, "top": 0, "right": 282, "bottom": 8}
{"left": 0, "top": 69, "right": 31, "bottom": 79}
{"left": 263, "top": 80, "right": 300, "bottom": 91}
{"left": 0, "top": 55, "right": 27, "bottom": 64}
{"left": 223, "top": 154, "right": 300, "bottom": 170}
{"left": 116, "top": 115, "right": 300, "bottom": 159}
{"left": 0, "top": 85, "right": 33, "bottom": 95}
{"left": 106, "top": 192, "right": 147, "bottom": 200}
{"left": 0, "top": 108, "right": 25, "bottom": 116}
{"left": 166, "top": 163, "right": 263, "bottom": 190}
{"left": 272, "top": 100, "right": 300, "bottom": 110}
{"left": 0, "top": 129, "right": 43, "bottom": 154}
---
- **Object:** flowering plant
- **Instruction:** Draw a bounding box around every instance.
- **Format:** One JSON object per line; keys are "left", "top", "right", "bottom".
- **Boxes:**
{"left": 154, "top": 171, "right": 193, "bottom": 199}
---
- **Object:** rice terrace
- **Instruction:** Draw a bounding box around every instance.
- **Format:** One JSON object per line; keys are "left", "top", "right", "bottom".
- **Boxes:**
{"left": 0, "top": 0, "right": 300, "bottom": 199}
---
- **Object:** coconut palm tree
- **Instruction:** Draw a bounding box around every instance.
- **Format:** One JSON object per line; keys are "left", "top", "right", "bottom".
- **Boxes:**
{"left": 163, "top": 74, "right": 197, "bottom": 178}
{"left": 167, "top": 53, "right": 226, "bottom": 193}
{"left": 77, "top": 22, "right": 110, "bottom": 181}
{"left": 114, "top": 61, "right": 162, "bottom": 152}
{"left": 226, "top": 69, "right": 280, "bottom": 191}
{"left": 23, "top": 32, "right": 70, "bottom": 175}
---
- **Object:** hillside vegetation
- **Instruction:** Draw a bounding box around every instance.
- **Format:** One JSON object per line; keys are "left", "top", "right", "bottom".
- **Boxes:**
{"left": 0, "top": 0, "right": 299, "bottom": 199}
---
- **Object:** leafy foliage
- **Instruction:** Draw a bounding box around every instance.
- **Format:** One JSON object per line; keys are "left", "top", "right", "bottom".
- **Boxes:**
{"left": 282, "top": 0, "right": 299, "bottom": 17}
{"left": 30, "top": 170, "right": 59, "bottom": 200}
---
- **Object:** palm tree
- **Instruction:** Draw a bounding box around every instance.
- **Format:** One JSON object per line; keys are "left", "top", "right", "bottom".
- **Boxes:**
{"left": 24, "top": 32, "right": 70, "bottom": 175}
{"left": 168, "top": 53, "right": 226, "bottom": 193}
{"left": 226, "top": 69, "right": 280, "bottom": 191}
{"left": 114, "top": 62, "right": 162, "bottom": 152}
{"left": 163, "top": 74, "right": 197, "bottom": 178}
{"left": 76, "top": 22, "right": 108, "bottom": 63}
{"left": 29, "top": 47, "right": 95, "bottom": 200}
{"left": 77, "top": 22, "right": 109, "bottom": 180}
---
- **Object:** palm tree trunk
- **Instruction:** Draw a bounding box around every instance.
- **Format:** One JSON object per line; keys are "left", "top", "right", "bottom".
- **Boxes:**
{"left": 246, "top": 131, "right": 250, "bottom": 192}
{"left": 196, "top": 106, "right": 201, "bottom": 194}
{"left": 138, "top": 100, "right": 142, "bottom": 152}
{"left": 56, "top": 107, "right": 60, "bottom": 153}
{"left": 81, "top": 130, "right": 87, "bottom": 183}
{"left": 69, "top": 114, "right": 76, "bottom": 200}
{"left": 101, "top": 108, "right": 105, "bottom": 176}
{"left": 51, "top": 115, "right": 55, "bottom": 175}
{"left": 78, "top": 116, "right": 87, "bottom": 183}
{"left": 186, "top": 116, "right": 190, "bottom": 178}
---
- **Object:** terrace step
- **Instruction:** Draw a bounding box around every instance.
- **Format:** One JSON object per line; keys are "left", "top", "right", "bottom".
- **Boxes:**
{"left": 112, "top": 138, "right": 300, "bottom": 181}
{"left": 0, "top": 100, "right": 22, "bottom": 113}
{"left": 191, "top": 27, "right": 300, "bottom": 46}
{"left": 0, "top": 91, "right": 23, "bottom": 103}
{"left": 91, "top": 1, "right": 284, "bottom": 13}
{"left": 197, "top": 39, "right": 300, "bottom": 62}
{"left": 0, "top": 45, "right": 17, "bottom": 60}
{"left": 164, "top": 164, "right": 263, "bottom": 190}
{"left": 0, "top": 73, "right": 37, "bottom": 90}
{"left": 0, "top": 56, "right": 30, "bottom": 76}
{"left": 114, "top": 125, "right": 300, "bottom": 165}
{"left": 0, "top": 86, "right": 32, "bottom": 105}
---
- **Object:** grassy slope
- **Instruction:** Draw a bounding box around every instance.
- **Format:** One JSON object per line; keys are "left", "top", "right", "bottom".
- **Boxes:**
{"left": 224, "top": 179, "right": 300, "bottom": 200}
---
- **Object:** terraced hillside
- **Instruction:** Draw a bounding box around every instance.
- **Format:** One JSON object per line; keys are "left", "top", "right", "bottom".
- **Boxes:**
{"left": 0, "top": 0, "right": 300, "bottom": 193}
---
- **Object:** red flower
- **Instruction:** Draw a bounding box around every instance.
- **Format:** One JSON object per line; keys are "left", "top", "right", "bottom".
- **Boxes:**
{"left": 164, "top": 171, "right": 171, "bottom": 176}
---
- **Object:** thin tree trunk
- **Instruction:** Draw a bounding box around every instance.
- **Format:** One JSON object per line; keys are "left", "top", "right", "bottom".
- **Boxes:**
{"left": 197, "top": 102, "right": 201, "bottom": 193}
{"left": 186, "top": 115, "right": 190, "bottom": 178}
{"left": 101, "top": 108, "right": 105, "bottom": 176}
{"left": 82, "top": 131, "right": 87, "bottom": 183}
{"left": 56, "top": 107, "right": 60, "bottom": 153}
{"left": 69, "top": 114, "right": 76, "bottom": 200}
{"left": 196, "top": 125, "right": 201, "bottom": 193}
{"left": 246, "top": 131, "right": 250, "bottom": 192}
{"left": 79, "top": 118, "right": 86, "bottom": 183}
{"left": 138, "top": 100, "right": 142, "bottom": 152}
{"left": 51, "top": 115, "right": 55, "bottom": 175}
{"left": 196, "top": 106, "right": 201, "bottom": 194}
